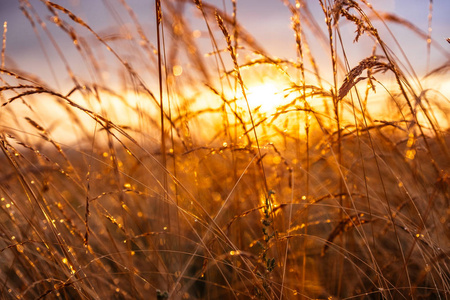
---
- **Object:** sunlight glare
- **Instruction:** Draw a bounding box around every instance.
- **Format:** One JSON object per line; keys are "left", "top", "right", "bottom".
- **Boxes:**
{"left": 240, "top": 82, "right": 286, "bottom": 114}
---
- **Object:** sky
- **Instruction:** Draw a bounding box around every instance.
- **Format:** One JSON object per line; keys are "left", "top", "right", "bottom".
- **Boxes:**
{"left": 0, "top": 0, "right": 448, "bottom": 144}
{"left": 0, "top": 0, "right": 449, "bottom": 96}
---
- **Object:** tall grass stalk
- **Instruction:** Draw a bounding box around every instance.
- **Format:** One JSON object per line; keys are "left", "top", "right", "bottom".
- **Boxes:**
{"left": 0, "top": 0, "right": 449, "bottom": 299}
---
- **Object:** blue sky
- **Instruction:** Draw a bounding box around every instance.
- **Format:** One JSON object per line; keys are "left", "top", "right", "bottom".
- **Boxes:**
{"left": 0, "top": 0, "right": 449, "bottom": 90}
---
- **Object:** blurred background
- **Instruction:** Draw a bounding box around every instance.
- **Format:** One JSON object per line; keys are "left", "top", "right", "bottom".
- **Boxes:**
{"left": 1, "top": 0, "right": 449, "bottom": 89}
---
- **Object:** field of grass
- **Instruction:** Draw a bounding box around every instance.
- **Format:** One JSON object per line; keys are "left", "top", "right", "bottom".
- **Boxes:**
{"left": 0, "top": 0, "right": 449, "bottom": 299}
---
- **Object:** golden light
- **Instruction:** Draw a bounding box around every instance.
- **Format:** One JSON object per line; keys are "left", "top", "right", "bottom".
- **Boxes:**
{"left": 238, "top": 82, "right": 289, "bottom": 114}
{"left": 173, "top": 65, "right": 183, "bottom": 76}
{"left": 245, "top": 83, "right": 280, "bottom": 112}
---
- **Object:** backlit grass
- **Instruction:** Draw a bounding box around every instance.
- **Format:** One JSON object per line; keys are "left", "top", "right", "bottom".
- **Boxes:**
{"left": 0, "top": 0, "right": 449, "bottom": 299}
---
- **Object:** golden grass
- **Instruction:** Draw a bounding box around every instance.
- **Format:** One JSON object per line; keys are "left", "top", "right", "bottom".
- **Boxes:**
{"left": 0, "top": 0, "right": 449, "bottom": 299}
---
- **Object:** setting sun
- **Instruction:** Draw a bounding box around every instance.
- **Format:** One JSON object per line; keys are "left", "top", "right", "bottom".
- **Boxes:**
{"left": 242, "top": 82, "right": 286, "bottom": 113}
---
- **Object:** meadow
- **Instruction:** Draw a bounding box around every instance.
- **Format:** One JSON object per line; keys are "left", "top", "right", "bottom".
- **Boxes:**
{"left": 0, "top": 0, "right": 449, "bottom": 299}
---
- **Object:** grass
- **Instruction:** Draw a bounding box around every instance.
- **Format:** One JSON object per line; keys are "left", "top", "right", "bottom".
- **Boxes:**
{"left": 0, "top": 0, "right": 449, "bottom": 299}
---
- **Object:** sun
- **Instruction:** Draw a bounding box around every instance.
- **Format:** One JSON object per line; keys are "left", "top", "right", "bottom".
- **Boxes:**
{"left": 239, "top": 82, "right": 288, "bottom": 114}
